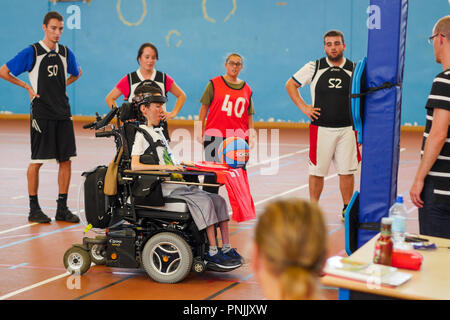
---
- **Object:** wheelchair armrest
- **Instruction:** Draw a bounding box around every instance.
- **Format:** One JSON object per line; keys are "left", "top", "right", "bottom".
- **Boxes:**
{"left": 121, "top": 169, "right": 223, "bottom": 188}
{"left": 163, "top": 180, "right": 222, "bottom": 188}
{"left": 122, "top": 169, "right": 171, "bottom": 177}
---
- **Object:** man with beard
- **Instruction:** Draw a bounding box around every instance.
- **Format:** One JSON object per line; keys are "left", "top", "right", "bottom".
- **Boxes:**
{"left": 285, "top": 30, "right": 360, "bottom": 222}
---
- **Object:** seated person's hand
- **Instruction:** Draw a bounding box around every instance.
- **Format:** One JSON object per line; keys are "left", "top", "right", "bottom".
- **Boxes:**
{"left": 161, "top": 111, "right": 174, "bottom": 121}
{"left": 166, "top": 164, "right": 184, "bottom": 171}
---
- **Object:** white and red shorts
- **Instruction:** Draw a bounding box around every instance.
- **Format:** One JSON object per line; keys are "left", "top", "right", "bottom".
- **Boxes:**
{"left": 308, "top": 125, "right": 361, "bottom": 177}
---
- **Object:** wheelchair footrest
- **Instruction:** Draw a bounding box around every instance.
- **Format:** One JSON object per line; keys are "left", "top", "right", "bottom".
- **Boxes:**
{"left": 205, "top": 261, "right": 241, "bottom": 272}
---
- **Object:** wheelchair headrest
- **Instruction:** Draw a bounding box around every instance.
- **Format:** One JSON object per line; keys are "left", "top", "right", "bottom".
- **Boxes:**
{"left": 118, "top": 102, "right": 137, "bottom": 122}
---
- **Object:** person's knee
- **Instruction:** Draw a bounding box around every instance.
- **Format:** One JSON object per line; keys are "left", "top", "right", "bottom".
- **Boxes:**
{"left": 28, "top": 163, "right": 43, "bottom": 172}
{"left": 58, "top": 160, "right": 72, "bottom": 171}
{"left": 59, "top": 160, "right": 72, "bottom": 167}
{"left": 309, "top": 175, "right": 324, "bottom": 182}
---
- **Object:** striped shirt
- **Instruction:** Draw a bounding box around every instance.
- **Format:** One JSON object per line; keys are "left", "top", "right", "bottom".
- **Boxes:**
{"left": 422, "top": 68, "right": 450, "bottom": 203}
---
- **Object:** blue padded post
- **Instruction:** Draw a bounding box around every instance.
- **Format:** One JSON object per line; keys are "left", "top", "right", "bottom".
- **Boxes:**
{"left": 357, "top": 0, "right": 409, "bottom": 248}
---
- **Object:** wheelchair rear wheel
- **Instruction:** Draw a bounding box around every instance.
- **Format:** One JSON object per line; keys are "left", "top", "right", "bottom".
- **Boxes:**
{"left": 141, "top": 232, "right": 193, "bottom": 283}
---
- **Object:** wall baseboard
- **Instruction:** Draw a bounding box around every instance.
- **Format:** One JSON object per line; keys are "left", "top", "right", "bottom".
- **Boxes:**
{"left": 0, "top": 113, "right": 425, "bottom": 132}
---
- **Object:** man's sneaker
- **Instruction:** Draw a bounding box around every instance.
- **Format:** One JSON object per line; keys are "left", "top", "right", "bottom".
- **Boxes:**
{"left": 28, "top": 209, "right": 51, "bottom": 223}
{"left": 205, "top": 251, "right": 241, "bottom": 269}
{"left": 55, "top": 207, "right": 80, "bottom": 223}
{"left": 222, "top": 248, "right": 244, "bottom": 264}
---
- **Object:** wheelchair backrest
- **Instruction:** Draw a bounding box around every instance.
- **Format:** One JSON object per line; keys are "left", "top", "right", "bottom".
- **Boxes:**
{"left": 122, "top": 122, "right": 139, "bottom": 161}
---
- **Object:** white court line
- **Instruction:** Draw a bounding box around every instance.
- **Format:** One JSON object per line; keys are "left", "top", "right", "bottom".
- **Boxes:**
{"left": 0, "top": 223, "right": 39, "bottom": 235}
{"left": 0, "top": 147, "right": 406, "bottom": 299}
{"left": 0, "top": 171, "right": 336, "bottom": 300}
{"left": 226, "top": 173, "right": 339, "bottom": 217}
{"left": 247, "top": 148, "right": 308, "bottom": 169}
{"left": 11, "top": 195, "right": 26, "bottom": 200}
{"left": 254, "top": 174, "right": 338, "bottom": 207}
{"left": 0, "top": 210, "right": 79, "bottom": 235}
{"left": 0, "top": 272, "right": 70, "bottom": 300}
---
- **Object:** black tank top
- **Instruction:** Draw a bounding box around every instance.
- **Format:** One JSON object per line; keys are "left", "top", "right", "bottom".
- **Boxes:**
{"left": 311, "top": 57, "right": 354, "bottom": 128}
{"left": 29, "top": 42, "right": 71, "bottom": 120}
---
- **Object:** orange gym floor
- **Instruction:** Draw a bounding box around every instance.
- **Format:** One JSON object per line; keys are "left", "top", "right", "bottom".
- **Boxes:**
{"left": 0, "top": 118, "right": 422, "bottom": 300}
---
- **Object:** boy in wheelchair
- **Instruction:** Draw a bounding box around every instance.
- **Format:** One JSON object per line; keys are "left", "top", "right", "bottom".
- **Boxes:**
{"left": 130, "top": 84, "right": 243, "bottom": 269}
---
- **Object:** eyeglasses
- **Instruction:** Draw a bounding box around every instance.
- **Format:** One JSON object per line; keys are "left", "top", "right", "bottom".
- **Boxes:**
{"left": 428, "top": 33, "right": 445, "bottom": 44}
{"left": 227, "top": 61, "right": 242, "bottom": 67}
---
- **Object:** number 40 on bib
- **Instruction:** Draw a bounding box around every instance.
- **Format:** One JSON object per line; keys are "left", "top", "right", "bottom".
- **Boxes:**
{"left": 221, "top": 94, "right": 246, "bottom": 118}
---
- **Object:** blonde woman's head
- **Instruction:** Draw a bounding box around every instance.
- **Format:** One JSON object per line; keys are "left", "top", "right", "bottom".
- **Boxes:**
{"left": 252, "top": 198, "right": 327, "bottom": 300}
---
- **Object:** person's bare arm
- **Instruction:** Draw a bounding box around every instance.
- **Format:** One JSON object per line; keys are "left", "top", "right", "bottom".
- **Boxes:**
{"left": 196, "top": 103, "right": 209, "bottom": 144}
{"left": 248, "top": 114, "right": 255, "bottom": 149}
{"left": 285, "top": 77, "right": 320, "bottom": 121}
{"left": 163, "top": 81, "right": 186, "bottom": 121}
{"left": 131, "top": 155, "right": 184, "bottom": 171}
{"left": 0, "top": 64, "right": 39, "bottom": 101}
{"left": 410, "top": 108, "right": 450, "bottom": 207}
{"left": 67, "top": 67, "right": 82, "bottom": 86}
{"left": 105, "top": 87, "right": 123, "bottom": 110}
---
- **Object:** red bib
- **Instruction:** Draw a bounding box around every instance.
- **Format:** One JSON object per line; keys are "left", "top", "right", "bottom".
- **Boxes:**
{"left": 205, "top": 76, "right": 252, "bottom": 139}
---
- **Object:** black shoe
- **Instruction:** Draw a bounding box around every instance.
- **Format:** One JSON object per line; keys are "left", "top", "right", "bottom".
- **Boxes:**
{"left": 341, "top": 209, "right": 345, "bottom": 223}
{"left": 55, "top": 207, "right": 80, "bottom": 223}
{"left": 342, "top": 205, "right": 348, "bottom": 223}
{"left": 205, "top": 251, "right": 241, "bottom": 269}
{"left": 28, "top": 209, "right": 51, "bottom": 223}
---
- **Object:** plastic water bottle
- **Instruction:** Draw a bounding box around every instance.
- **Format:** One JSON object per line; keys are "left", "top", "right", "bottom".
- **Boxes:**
{"left": 389, "top": 195, "right": 407, "bottom": 247}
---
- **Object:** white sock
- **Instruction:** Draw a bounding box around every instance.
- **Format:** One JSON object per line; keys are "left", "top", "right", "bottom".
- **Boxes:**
{"left": 222, "top": 244, "right": 232, "bottom": 253}
{"left": 209, "top": 246, "right": 218, "bottom": 256}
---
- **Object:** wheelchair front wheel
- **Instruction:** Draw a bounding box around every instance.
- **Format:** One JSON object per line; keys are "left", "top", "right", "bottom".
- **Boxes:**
{"left": 192, "top": 258, "right": 206, "bottom": 274}
{"left": 63, "top": 246, "right": 91, "bottom": 275}
{"left": 141, "top": 232, "right": 193, "bottom": 284}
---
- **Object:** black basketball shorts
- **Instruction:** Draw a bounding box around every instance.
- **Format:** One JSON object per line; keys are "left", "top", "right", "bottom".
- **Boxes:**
{"left": 30, "top": 118, "right": 77, "bottom": 163}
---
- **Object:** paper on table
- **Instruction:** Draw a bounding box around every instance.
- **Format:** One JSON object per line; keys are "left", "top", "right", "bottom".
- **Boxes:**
{"left": 324, "top": 256, "right": 412, "bottom": 287}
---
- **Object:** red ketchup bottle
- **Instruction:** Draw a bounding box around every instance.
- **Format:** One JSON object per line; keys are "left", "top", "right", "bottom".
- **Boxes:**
{"left": 373, "top": 217, "right": 394, "bottom": 266}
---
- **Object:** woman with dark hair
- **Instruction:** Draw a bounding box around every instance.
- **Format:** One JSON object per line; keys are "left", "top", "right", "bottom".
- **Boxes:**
{"left": 105, "top": 42, "right": 186, "bottom": 141}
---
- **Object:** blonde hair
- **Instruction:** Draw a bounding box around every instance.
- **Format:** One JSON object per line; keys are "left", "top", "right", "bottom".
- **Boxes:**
{"left": 254, "top": 199, "right": 327, "bottom": 300}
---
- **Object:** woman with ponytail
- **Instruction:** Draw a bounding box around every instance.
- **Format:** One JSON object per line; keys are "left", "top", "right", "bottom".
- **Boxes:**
{"left": 251, "top": 199, "right": 327, "bottom": 300}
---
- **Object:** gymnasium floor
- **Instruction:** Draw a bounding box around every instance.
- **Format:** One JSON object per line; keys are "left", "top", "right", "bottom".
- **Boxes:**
{"left": 0, "top": 118, "right": 422, "bottom": 300}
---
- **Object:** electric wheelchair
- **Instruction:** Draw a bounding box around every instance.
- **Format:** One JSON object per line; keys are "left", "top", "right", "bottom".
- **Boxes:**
{"left": 63, "top": 102, "right": 242, "bottom": 283}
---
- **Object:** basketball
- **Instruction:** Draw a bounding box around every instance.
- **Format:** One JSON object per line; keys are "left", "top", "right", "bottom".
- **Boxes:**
{"left": 217, "top": 137, "right": 249, "bottom": 169}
